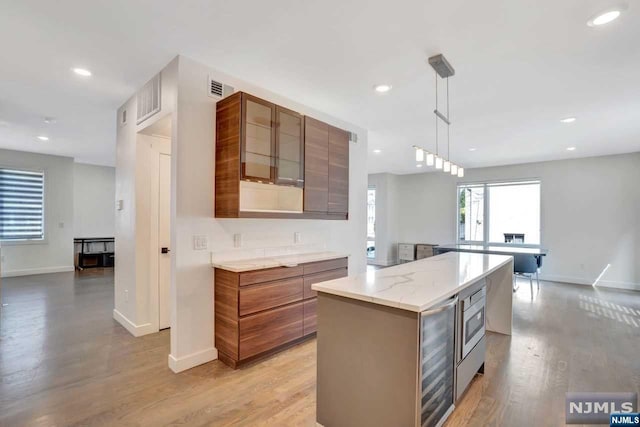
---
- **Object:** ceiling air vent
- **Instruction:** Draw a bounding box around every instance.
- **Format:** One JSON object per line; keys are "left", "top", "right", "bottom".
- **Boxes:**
{"left": 208, "top": 75, "right": 234, "bottom": 99}
{"left": 136, "top": 73, "right": 161, "bottom": 125}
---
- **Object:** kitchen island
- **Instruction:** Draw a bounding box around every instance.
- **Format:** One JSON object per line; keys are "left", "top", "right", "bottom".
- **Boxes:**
{"left": 312, "top": 251, "right": 513, "bottom": 427}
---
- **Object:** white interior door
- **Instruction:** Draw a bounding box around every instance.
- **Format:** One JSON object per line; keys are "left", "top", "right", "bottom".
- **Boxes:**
{"left": 158, "top": 153, "right": 171, "bottom": 330}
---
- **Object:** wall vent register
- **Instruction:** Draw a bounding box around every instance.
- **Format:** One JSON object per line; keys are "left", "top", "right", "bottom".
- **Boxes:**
{"left": 208, "top": 76, "right": 234, "bottom": 99}
{"left": 136, "top": 73, "right": 161, "bottom": 125}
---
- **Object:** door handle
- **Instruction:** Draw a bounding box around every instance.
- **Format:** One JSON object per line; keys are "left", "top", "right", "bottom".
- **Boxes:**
{"left": 161, "top": 247, "right": 170, "bottom": 254}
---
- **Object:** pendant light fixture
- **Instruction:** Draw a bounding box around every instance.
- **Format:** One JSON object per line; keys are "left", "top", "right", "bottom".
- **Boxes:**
{"left": 412, "top": 54, "right": 465, "bottom": 178}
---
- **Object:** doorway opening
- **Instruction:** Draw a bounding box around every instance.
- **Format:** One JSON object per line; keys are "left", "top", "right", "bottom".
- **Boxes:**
{"left": 137, "top": 115, "right": 172, "bottom": 331}
{"left": 367, "top": 186, "right": 376, "bottom": 260}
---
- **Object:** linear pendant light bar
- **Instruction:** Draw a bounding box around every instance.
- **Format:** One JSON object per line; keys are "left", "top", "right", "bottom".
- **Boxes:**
{"left": 412, "top": 53, "right": 464, "bottom": 177}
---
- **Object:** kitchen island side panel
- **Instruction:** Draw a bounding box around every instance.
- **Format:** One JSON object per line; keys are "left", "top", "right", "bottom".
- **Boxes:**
{"left": 317, "top": 293, "right": 420, "bottom": 427}
{"left": 485, "top": 259, "right": 513, "bottom": 336}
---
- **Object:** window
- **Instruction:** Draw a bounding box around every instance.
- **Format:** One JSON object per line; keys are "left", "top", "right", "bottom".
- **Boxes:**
{"left": 367, "top": 187, "right": 376, "bottom": 259}
{"left": 0, "top": 168, "right": 45, "bottom": 241}
{"left": 457, "top": 180, "right": 540, "bottom": 246}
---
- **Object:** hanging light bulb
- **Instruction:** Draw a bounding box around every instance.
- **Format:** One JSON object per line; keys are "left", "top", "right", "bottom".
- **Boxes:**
{"left": 443, "top": 160, "right": 451, "bottom": 173}
{"left": 435, "top": 156, "right": 443, "bottom": 169}
{"left": 451, "top": 164, "right": 458, "bottom": 175}
{"left": 415, "top": 148, "right": 424, "bottom": 162}
{"left": 457, "top": 167, "right": 464, "bottom": 178}
{"left": 426, "top": 153, "right": 434, "bottom": 166}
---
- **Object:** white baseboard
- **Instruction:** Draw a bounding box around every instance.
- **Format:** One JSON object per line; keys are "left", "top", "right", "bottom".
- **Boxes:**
{"left": 168, "top": 347, "right": 218, "bottom": 373}
{"left": 1, "top": 265, "right": 74, "bottom": 278}
{"left": 539, "top": 274, "right": 640, "bottom": 292}
{"left": 112, "top": 309, "right": 156, "bottom": 337}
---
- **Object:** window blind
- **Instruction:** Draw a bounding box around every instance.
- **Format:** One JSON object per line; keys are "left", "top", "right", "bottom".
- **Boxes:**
{"left": 0, "top": 168, "right": 44, "bottom": 240}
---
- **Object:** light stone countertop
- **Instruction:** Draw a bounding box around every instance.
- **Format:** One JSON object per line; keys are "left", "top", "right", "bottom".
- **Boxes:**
{"left": 312, "top": 251, "right": 512, "bottom": 312}
{"left": 211, "top": 251, "right": 349, "bottom": 273}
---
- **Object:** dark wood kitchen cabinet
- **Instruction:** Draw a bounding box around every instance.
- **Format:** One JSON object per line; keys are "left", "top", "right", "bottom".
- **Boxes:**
{"left": 215, "top": 257, "right": 348, "bottom": 368}
{"left": 328, "top": 126, "right": 349, "bottom": 214}
{"left": 215, "top": 91, "right": 348, "bottom": 219}
{"left": 303, "top": 117, "right": 349, "bottom": 219}
{"left": 303, "top": 117, "right": 329, "bottom": 212}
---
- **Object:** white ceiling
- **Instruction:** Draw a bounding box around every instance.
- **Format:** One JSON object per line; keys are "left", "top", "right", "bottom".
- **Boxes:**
{"left": 1, "top": 0, "right": 639, "bottom": 171}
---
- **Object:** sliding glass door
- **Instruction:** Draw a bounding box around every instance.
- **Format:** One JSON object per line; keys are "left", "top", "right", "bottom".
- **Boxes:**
{"left": 457, "top": 180, "right": 541, "bottom": 247}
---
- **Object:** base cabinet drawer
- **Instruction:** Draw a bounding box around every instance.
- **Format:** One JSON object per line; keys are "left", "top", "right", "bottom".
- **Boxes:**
{"left": 239, "top": 277, "right": 303, "bottom": 316}
{"left": 303, "top": 299, "right": 317, "bottom": 335}
{"left": 239, "top": 302, "right": 303, "bottom": 359}
{"left": 239, "top": 265, "right": 304, "bottom": 286}
{"left": 303, "top": 268, "right": 348, "bottom": 299}
{"left": 303, "top": 257, "right": 348, "bottom": 275}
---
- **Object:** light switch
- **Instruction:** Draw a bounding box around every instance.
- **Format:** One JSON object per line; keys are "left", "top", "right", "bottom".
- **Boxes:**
{"left": 193, "top": 235, "right": 208, "bottom": 251}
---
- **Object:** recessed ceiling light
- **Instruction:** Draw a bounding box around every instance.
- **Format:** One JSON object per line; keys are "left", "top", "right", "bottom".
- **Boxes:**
{"left": 373, "top": 149, "right": 382, "bottom": 153}
{"left": 567, "top": 146, "right": 576, "bottom": 151}
{"left": 560, "top": 117, "right": 576, "bottom": 123}
{"left": 37, "top": 135, "right": 49, "bottom": 141}
{"left": 416, "top": 164, "right": 423, "bottom": 168}
{"left": 468, "top": 148, "right": 477, "bottom": 151}
{"left": 72, "top": 67, "right": 92, "bottom": 77}
{"left": 588, "top": 9, "right": 622, "bottom": 26}
{"left": 373, "top": 84, "right": 392, "bottom": 93}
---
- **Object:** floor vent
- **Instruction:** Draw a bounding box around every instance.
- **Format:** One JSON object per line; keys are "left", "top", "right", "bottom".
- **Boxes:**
{"left": 136, "top": 73, "right": 161, "bottom": 125}
{"left": 208, "top": 75, "right": 234, "bottom": 99}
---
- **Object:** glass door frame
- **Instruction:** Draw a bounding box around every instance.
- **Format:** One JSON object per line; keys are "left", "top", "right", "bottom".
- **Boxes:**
{"left": 274, "top": 105, "right": 304, "bottom": 188}
{"left": 456, "top": 179, "right": 542, "bottom": 248}
{"left": 240, "top": 93, "right": 276, "bottom": 183}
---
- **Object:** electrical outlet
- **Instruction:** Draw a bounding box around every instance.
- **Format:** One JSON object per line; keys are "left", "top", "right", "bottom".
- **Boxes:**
{"left": 116, "top": 200, "right": 124, "bottom": 211}
{"left": 233, "top": 233, "right": 242, "bottom": 248}
{"left": 124, "top": 289, "right": 129, "bottom": 302}
{"left": 58, "top": 222, "right": 64, "bottom": 228}
{"left": 294, "top": 232, "right": 301, "bottom": 244}
{"left": 193, "top": 235, "right": 208, "bottom": 250}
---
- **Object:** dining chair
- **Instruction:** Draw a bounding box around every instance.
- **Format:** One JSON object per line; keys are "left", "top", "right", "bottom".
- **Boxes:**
{"left": 513, "top": 254, "right": 539, "bottom": 298}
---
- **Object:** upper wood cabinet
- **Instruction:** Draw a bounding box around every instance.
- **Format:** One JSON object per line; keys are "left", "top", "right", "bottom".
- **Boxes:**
{"left": 328, "top": 126, "right": 349, "bottom": 214}
{"left": 303, "top": 117, "right": 329, "bottom": 213}
{"left": 303, "top": 117, "right": 349, "bottom": 218}
{"left": 215, "top": 91, "right": 348, "bottom": 220}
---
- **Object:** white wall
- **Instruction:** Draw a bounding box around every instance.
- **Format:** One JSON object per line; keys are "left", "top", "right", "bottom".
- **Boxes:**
{"left": 0, "top": 149, "right": 74, "bottom": 276}
{"left": 389, "top": 152, "right": 640, "bottom": 290}
{"left": 114, "top": 57, "right": 178, "bottom": 332}
{"left": 168, "top": 55, "right": 368, "bottom": 372}
{"left": 73, "top": 163, "right": 115, "bottom": 237}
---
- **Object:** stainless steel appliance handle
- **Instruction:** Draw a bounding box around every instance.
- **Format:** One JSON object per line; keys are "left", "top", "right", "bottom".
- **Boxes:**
{"left": 422, "top": 296, "right": 458, "bottom": 316}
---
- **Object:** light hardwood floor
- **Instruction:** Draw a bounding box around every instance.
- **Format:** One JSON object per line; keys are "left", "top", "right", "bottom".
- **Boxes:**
{"left": 1, "top": 269, "right": 639, "bottom": 426}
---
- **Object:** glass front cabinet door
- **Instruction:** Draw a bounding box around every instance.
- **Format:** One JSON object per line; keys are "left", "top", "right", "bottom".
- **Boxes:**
{"left": 241, "top": 94, "right": 276, "bottom": 182}
{"left": 275, "top": 106, "right": 304, "bottom": 187}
